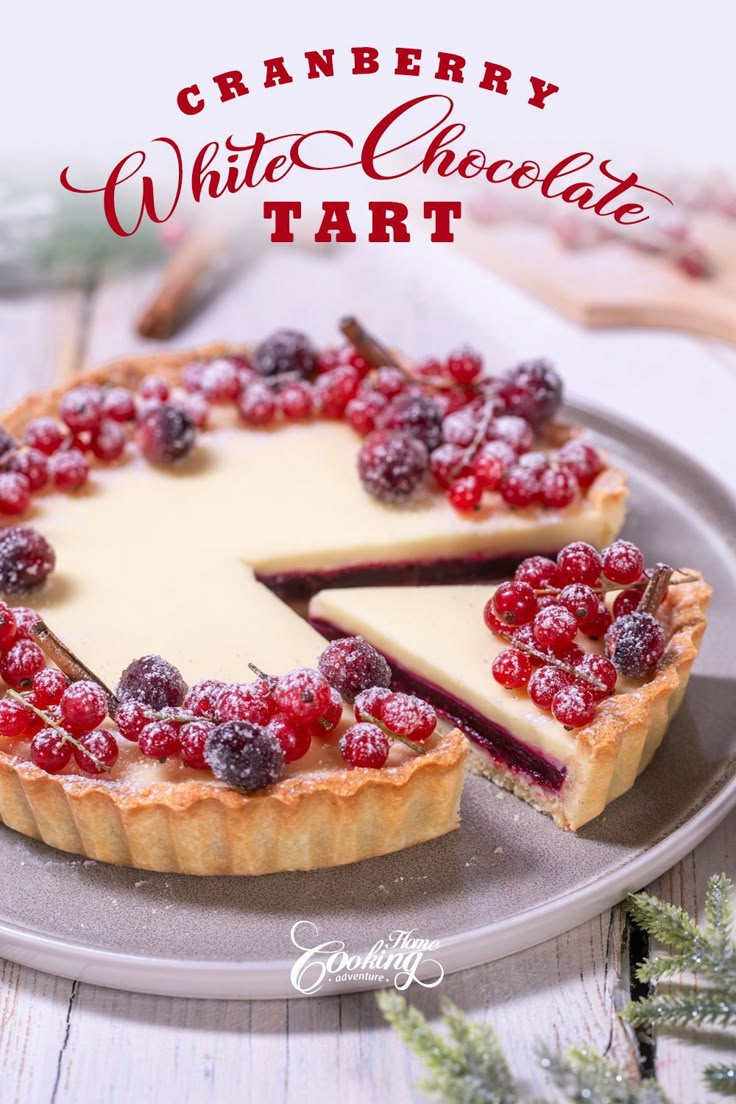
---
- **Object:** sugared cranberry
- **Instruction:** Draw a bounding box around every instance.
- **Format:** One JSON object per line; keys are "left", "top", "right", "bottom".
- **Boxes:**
{"left": 539, "top": 465, "right": 577, "bottom": 509}
{"left": 114, "top": 698, "right": 153, "bottom": 742}
{"left": 273, "top": 668, "right": 332, "bottom": 723}
{"left": 381, "top": 692, "right": 436, "bottom": 741}
{"left": 493, "top": 581, "right": 538, "bottom": 627}
{"left": 9, "top": 449, "right": 49, "bottom": 493}
{"left": 500, "top": 464, "right": 540, "bottom": 507}
{"left": 492, "top": 648, "right": 533, "bottom": 689}
{"left": 139, "top": 375, "right": 170, "bottom": 402}
{"left": 552, "top": 683, "right": 597, "bottom": 727}
{"left": 559, "top": 584, "right": 599, "bottom": 625}
{"left": 556, "top": 542, "right": 603, "bottom": 587}
{"left": 0, "top": 473, "right": 30, "bottom": 516}
{"left": 576, "top": 654, "right": 617, "bottom": 700}
{"left": 446, "top": 347, "right": 482, "bottom": 385}
{"left": 448, "top": 474, "right": 482, "bottom": 512}
{"left": 183, "top": 679, "right": 226, "bottom": 719}
{"left": 514, "top": 555, "right": 559, "bottom": 590}
{"left": 558, "top": 441, "right": 604, "bottom": 489}
{"left": 605, "top": 612, "right": 666, "bottom": 678}
{"left": 176, "top": 394, "right": 210, "bottom": 430}
{"left": 377, "top": 392, "right": 443, "bottom": 452}
{"left": 267, "top": 712, "right": 312, "bottom": 762}
{"left": 73, "top": 730, "right": 119, "bottom": 774}
{"left": 0, "top": 697, "right": 31, "bottom": 738}
{"left": 60, "top": 386, "right": 103, "bottom": 433}
{"left": 339, "top": 722, "right": 390, "bottom": 768}
{"left": 136, "top": 405, "right": 196, "bottom": 465}
{"left": 602, "top": 541, "right": 645, "bottom": 586}
{"left": 32, "top": 668, "right": 68, "bottom": 707}
{"left": 315, "top": 365, "right": 360, "bottom": 418}
{"left": 318, "top": 636, "right": 391, "bottom": 702}
{"left": 345, "top": 389, "right": 388, "bottom": 436}
{"left": 205, "top": 720, "right": 285, "bottom": 790}
{"left": 473, "top": 441, "right": 513, "bottom": 490}
{"left": 0, "top": 639, "right": 45, "bottom": 688}
{"left": 528, "top": 665, "right": 572, "bottom": 709}
{"left": 533, "top": 604, "right": 579, "bottom": 652}
{"left": 60, "top": 680, "right": 108, "bottom": 733}
{"left": 25, "top": 418, "right": 67, "bottom": 455}
{"left": 102, "top": 387, "right": 137, "bottom": 423}
{"left": 496, "top": 360, "right": 562, "bottom": 427}
{"left": 613, "top": 589, "right": 641, "bottom": 619}
{"left": 0, "top": 429, "right": 15, "bottom": 458}
{"left": 216, "top": 681, "right": 275, "bottom": 726}
{"left": 372, "top": 367, "right": 406, "bottom": 400}
{"left": 489, "top": 415, "right": 534, "bottom": 456}
{"left": 253, "top": 330, "right": 317, "bottom": 380}
{"left": 31, "top": 729, "right": 72, "bottom": 773}
{"left": 116, "top": 655, "right": 187, "bottom": 710}
{"left": 353, "top": 685, "right": 392, "bottom": 723}
{"left": 90, "top": 420, "right": 127, "bottom": 463}
{"left": 50, "top": 450, "right": 89, "bottom": 491}
{"left": 358, "top": 430, "right": 428, "bottom": 503}
{"left": 179, "top": 720, "right": 215, "bottom": 769}
{"left": 430, "top": 443, "right": 468, "bottom": 489}
{"left": 139, "top": 721, "right": 180, "bottom": 759}
{"left": 0, "top": 526, "right": 55, "bottom": 594}
{"left": 280, "top": 381, "right": 314, "bottom": 421}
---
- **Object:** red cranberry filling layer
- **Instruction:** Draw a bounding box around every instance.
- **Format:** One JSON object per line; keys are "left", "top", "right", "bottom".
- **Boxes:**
{"left": 310, "top": 617, "right": 567, "bottom": 793}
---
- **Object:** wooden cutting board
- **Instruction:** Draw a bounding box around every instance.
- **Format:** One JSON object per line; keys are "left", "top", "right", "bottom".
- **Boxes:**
{"left": 456, "top": 212, "right": 736, "bottom": 344}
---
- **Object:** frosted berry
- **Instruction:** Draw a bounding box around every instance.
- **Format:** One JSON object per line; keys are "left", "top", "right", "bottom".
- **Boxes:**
{"left": 273, "top": 668, "right": 332, "bottom": 723}
{"left": 473, "top": 441, "right": 513, "bottom": 490}
{"left": 378, "top": 392, "right": 443, "bottom": 452}
{"left": 139, "top": 375, "right": 170, "bottom": 402}
{"left": 60, "top": 385, "right": 103, "bottom": 433}
{"left": 528, "top": 665, "right": 573, "bottom": 709}
{"left": 200, "top": 361, "right": 241, "bottom": 403}
{"left": 605, "top": 612, "right": 666, "bottom": 678}
{"left": 559, "top": 584, "right": 599, "bottom": 625}
{"left": 580, "top": 602, "right": 612, "bottom": 639}
{"left": 0, "top": 473, "right": 30, "bottom": 516}
{"left": 318, "top": 636, "right": 391, "bottom": 702}
{"left": 60, "top": 680, "right": 108, "bottom": 733}
{"left": 496, "top": 360, "right": 562, "bottom": 427}
{"left": 515, "top": 556, "right": 559, "bottom": 590}
{"left": 114, "top": 698, "right": 153, "bottom": 742}
{"left": 314, "top": 365, "right": 360, "bottom": 418}
{"left": 12, "top": 606, "right": 41, "bottom": 637}
{"left": 430, "top": 443, "right": 468, "bottom": 489}
{"left": 492, "top": 581, "right": 538, "bottom": 627}
{"left": 448, "top": 474, "right": 482, "bottom": 512}
{"left": 499, "top": 464, "right": 540, "bottom": 507}
{"left": 381, "top": 692, "right": 436, "bottom": 741}
{"left": 238, "top": 383, "right": 277, "bottom": 427}
{"left": 358, "top": 430, "right": 428, "bottom": 503}
{"left": 73, "top": 730, "right": 119, "bottom": 775}
{"left": 267, "top": 712, "right": 312, "bottom": 762}
{"left": 176, "top": 394, "right": 210, "bottom": 430}
{"left": 32, "top": 668, "right": 68, "bottom": 707}
{"left": 25, "top": 417, "right": 67, "bottom": 455}
{"left": 280, "top": 381, "right": 314, "bottom": 421}
{"left": 0, "top": 639, "right": 45, "bottom": 688}
{"left": 136, "top": 405, "right": 196, "bottom": 465}
{"left": 442, "top": 408, "right": 479, "bottom": 447}
{"left": 308, "top": 686, "right": 343, "bottom": 736}
{"left": 183, "top": 679, "right": 226, "bottom": 719}
{"left": 613, "top": 589, "right": 641, "bottom": 619}
{"left": 558, "top": 441, "right": 604, "bottom": 489}
{"left": 488, "top": 415, "right": 534, "bottom": 456}
{"left": 116, "top": 655, "right": 188, "bottom": 710}
{"left": 50, "top": 450, "right": 89, "bottom": 491}
{"left": 576, "top": 654, "right": 617, "bottom": 700}
{"left": 372, "top": 366, "right": 406, "bottom": 400}
{"left": 492, "top": 648, "right": 533, "bottom": 689}
{"left": 0, "top": 603, "right": 16, "bottom": 653}
{"left": 216, "top": 680, "right": 275, "bottom": 726}
{"left": 353, "top": 685, "right": 392, "bottom": 723}
{"left": 31, "top": 729, "right": 72, "bottom": 773}
{"left": 345, "top": 389, "right": 388, "bottom": 436}
{"left": 556, "top": 542, "right": 602, "bottom": 587}
{"left": 139, "top": 721, "right": 180, "bottom": 760}
{"left": 552, "top": 683, "right": 597, "bottom": 727}
{"left": 0, "top": 526, "right": 55, "bottom": 595}
{"left": 102, "top": 387, "right": 136, "bottom": 423}
{"left": 483, "top": 599, "right": 510, "bottom": 637}
{"left": 90, "top": 420, "right": 127, "bottom": 463}
{"left": 339, "top": 723, "right": 390, "bottom": 768}
{"left": 205, "top": 720, "right": 285, "bottom": 790}
{"left": 446, "top": 347, "right": 482, "bottom": 385}
{"left": 539, "top": 465, "right": 577, "bottom": 509}
{"left": 602, "top": 541, "right": 645, "bottom": 586}
{"left": 9, "top": 449, "right": 49, "bottom": 493}
{"left": 532, "top": 604, "right": 578, "bottom": 652}
{"left": 0, "top": 697, "right": 32, "bottom": 738}
{"left": 253, "top": 330, "right": 317, "bottom": 380}
{"left": 179, "top": 721, "right": 216, "bottom": 769}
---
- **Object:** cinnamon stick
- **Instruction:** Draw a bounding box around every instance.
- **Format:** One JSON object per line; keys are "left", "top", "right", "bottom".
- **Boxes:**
{"left": 136, "top": 224, "right": 230, "bottom": 340}
{"left": 339, "top": 316, "right": 407, "bottom": 374}
{"left": 30, "top": 620, "right": 118, "bottom": 713}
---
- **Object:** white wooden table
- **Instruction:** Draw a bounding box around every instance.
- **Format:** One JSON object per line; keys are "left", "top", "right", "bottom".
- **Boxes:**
{"left": 0, "top": 243, "right": 734, "bottom": 1103}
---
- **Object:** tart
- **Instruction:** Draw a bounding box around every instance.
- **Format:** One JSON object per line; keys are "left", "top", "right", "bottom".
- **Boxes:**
{"left": 0, "top": 326, "right": 630, "bottom": 873}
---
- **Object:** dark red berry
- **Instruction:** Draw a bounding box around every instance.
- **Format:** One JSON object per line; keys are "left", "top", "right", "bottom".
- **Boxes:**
{"left": 267, "top": 712, "right": 312, "bottom": 762}
{"left": 216, "top": 680, "right": 275, "bottom": 726}
{"left": 528, "top": 665, "right": 573, "bottom": 709}
{"left": 50, "top": 450, "right": 89, "bottom": 491}
{"left": 448, "top": 474, "right": 483, "bottom": 512}
{"left": 176, "top": 394, "right": 210, "bottom": 430}
{"left": 0, "top": 526, "right": 55, "bottom": 594}
{"left": 492, "top": 648, "right": 533, "bottom": 689}
{"left": 381, "top": 692, "right": 436, "bottom": 741}
{"left": 60, "top": 386, "right": 103, "bottom": 433}
{"left": 314, "top": 365, "right": 360, "bottom": 418}
{"left": 32, "top": 668, "right": 68, "bottom": 707}
{"left": 139, "top": 721, "right": 180, "bottom": 759}
{"left": 25, "top": 418, "right": 67, "bottom": 455}
{"left": 204, "top": 720, "right": 285, "bottom": 790}
{"left": 0, "top": 602, "right": 17, "bottom": 652}
{"left": 602, "top": 541, "right": 645, "bottom": 586}
{"left": 102, "top": 388, "right": 136, "bottom": 423}
{"left": 446, "top": 347, "right": 482, "bottom": 385}
{"left": 200, "top": 361, "right": 241, "bottom": 403}
{"left": 60, "top": 680, "right": 108, "bottom": 733}
{"left": 488, "top": 415, "right": 534, "bottom": 455}
{"left": 114, "top": 698, "right": 153, "bottom": 742}
{"left": 345, "top": 389, "right": 388, "bottom": 436}
{"left": 514, "top": 555, "right": 559, "bottom": 589}
{"left": 0, "top": 473, "right": 30, "bottom": 516}
{"left": 539, "top": 465, "right": 578, "bottom": 509}
{"left": 613, "top": 589, "right": 641, "bottom": 619}
{"left": 442, "top": 408, "right": 478, "bottom": 447}
{"left": 307, "top": 686, "right": 343, "bottom": 736}
{"left": 552, "top": 683, "right": 597, "bottom": 728}
{"left": 372, "top": 367, "right": 406, "bottom": 399}
{"left": 90, "top": 420, "right": 127, "bottom": 463}
{"left": 430, "top": 443, "right": 468, "bottom": 489}
{"left": 116, "top": 655, "right": 187, "bottom": 710}
{"left": 0, "top": 639, "right": 45, "bottom": 688}
{"left": 556, "top": 542, "right": 603, "bottom": 587}
{"left": 0, "top": 697, "right": 31, "bottom": 738}
{"left": 532, "top": 604, "right": 578, "bottom": 652}
{"left": 576, "top": 653, "right": 618, "bottom": 700}
{"left": 493, "top": 581, "right": 538, "bottom": 626}
{"left": 605, "top": 612, "right": 666, "bottom": 678}
{"left": 580, "top": 602, "right": 612, "bottom": 639}
{"left": 136, "top": 405, "right": 196, "bottom": 465}
{"left": 73, "top": 730, "right": 119, "bottom": 774}
{"left": 377, "top": 392, "right": 443, "bottom": 452}
{"left": 496, "top": 359, "right": 562, "bottom": 427}
{"left": 8, "top": 449, "right": 49, "bottom": 493}
{"left": 353, "top": 686, "right": 392, "bottom": 723}
{"left": 253, "top": 330, "right": 317, "bottom": 380}
{"left": 31, "top": 729, "right": 72, "bottom": 773}
{"left": 139, "top": 376, "right": 170, "bottom": 402}
{"left": 280, "top": 381, "right": 314, "bottom": 421}
{"left": 273, "top": 668, "right": 332, "bottom": 723}
{"left": 558, "top": 441, "right": 604, "bottom": 489}
{"left": 179, "top": 721, "right": 215, "bottom": 769}
{"left": 559, "top": 584, "right": 599, "bottom": 624}
{"left": 358, "top": 430, "right": 428, "bottom": 503}
{"left": 13, "top": 606, "right": 41, "bottom": 637}
{"left": 238, "top": 384, "right": 277, "bottom": 427}
{"left": 183, "top": 679, "right": 226, "bottom": 719}
{"left": 473, "top": 441, "right": 513, "bottom": 490}
{"left": 500, "top": 464, "right": 540, "bottom": 508}
{"left": 483, "top": 600, "right": 510, "bottom": 638}
{"left": 339, "top": 723, "right": 390, "bottom": 768}
{"left": 318, "top": 636, "right": 391, "bottom": 702}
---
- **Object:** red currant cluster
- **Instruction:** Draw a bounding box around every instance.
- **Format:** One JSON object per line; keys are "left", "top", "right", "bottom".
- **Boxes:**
{"left": 484, "top": 539, "right": 665, "bottom": 728}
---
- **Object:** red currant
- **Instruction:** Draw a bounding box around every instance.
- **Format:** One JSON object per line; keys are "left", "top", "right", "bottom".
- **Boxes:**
{"left": 115, "top": 698, "right": 153, "bottom": 742}
{"left": 514, "top": 556, "right": 559, "bottom": 590}
{"left": 339, "top": 723, "right": 390, "bottom": 768}
{"left": 31, "top": 729, "right": 72, "bottom": 773}
{"left": 176, "top": 394, "right": 210, "bottom": 430}
{"left": 9, "top": 449, "right": 49, "bottom": 493}
{"left": 273, "top": 668, "right": 332, "bottom": 723}
{"left": 183, "top": 679, "right": 226, "bottom": 719}
{"left": 613, "top": 589, "right": 641, "bottom": 619}
{"left": 32, "top": 668, "right": 68, "bottom": 706}
{"left": 552, "top": 684, "right": 597, "bottom": 727}
{"left": 25, "top": 417, "right": 67, "bottom": 455}
{"left": 483, "top": 599, "right": 510, "bottom": 638}
{"left": 101, "top": 387, "right": 136, "bottom": 423}
{"left": 602, "top": 541, "right": 645, "bottom": 586}
{"left": 12, "top": 607, "right": 40, "bottom": 639}
{"left": 50, "top": 450, "right": 90, "bottom": 491}
{"left": 556, "top": 542, "right": 603, "bottom": 586}
{"left": 0, "top": 697, "right": 31, "bottom": 738}
{"left": 473, "top": 441, "right": 513, "bottom": 490}
{"left": 0, "top": 639, "right": 45, "bottom": 688}
{"left": 280, "top": 382, "right": 314, "bottom": 421}
{"left": 353, "top": 686, "right": 392, "bottom": 723}
{"left": 442, "top": 409, "right": 478, "bottom": 447}
{"left": 139, "top": 721, "right": 180, "bottom": 759}
{"left": 372, "top": 367, "right": 406, "bottom": 400}
{"left": 238, "top": 385, "right": 277, "bottom": 427}
{"left": 580, "top": 602, "right": 612, "bottom": 639}
{"left": 499, "top": 464, "right": 540, "bottom": 507}
{"left": 60, "top": 680, "right": 108, "bottom": 733}
{"left": 179, "top": 721, "right": 215, "bottom": 769}
{"left": 488, "top": 415, "right": 534, "bottom": 456}
{"left": 307, "top": 686, "right": 343, "bottom": 736}
{"left": 446, "top": 348, "right": 482, "bottom": 385}
{"left": 492, "top": 649, "right": 533, "bottom": 689}
{"left": 216, "top": 680, "right": 275, "bottom": 726}
{"left": 430, "top": 443, "right": 468, "bottom": 489}
{"left": 448, "top": 474, "right": 482, "bottom": 512}
{"left": 268, "top": 712, "right": 312, "bottom": 762}
{"left": 139, "top": 375, "right": 170, "bottom": 402}
{"left": 558, "top": 441, "right": 604, "bottom": 489}
{"left": 0, "top": 603, "right": 17, "bottom": 652}
{"left": 345, "top": 390, "right": 388, "bottom": 436}
{"left": 381, "top": 693, "right": 436, "bottom": 741}
{"left": 90, "top": 420, "right": 127, "bottom": 463}
{"left": 73, "top": 730, "right": 119, "bottom": 774}
{"left": 493, "top": 581, "right": 539, "bottom": 627}
{"left": 60, "top": 386, "right": 103, "bottom": 433}
{"left": 576, "top": 654, "right": 617, "bottom": 700}
{"left": 559, "top": 584, "right": 599, "bottom": 625}
{"left": 532, "top": 605, "right": 579, "bottom": 652}
{"left": 314, "top": 365, "right": 360, "bottom": 418}
{"left": 0, "top": 473, "right": 31, "bottom": 516}
{"left": 200, "top": 361, "right": 241, "bottom": 403}
{"left": 528, "top": 665, "right": 573, "bottom": 709}
{"left": 539, "top": 465, "right": 578, "bottom": 509}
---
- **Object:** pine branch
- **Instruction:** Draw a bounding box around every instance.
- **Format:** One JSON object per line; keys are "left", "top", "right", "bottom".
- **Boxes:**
{"left": 625, "top": 988, "right": 736, "bottom": 1029}
{"left": 376, "top": 991, "right": 519, "bottom": 1104}
{"left": 538, "top": 1046, "right": 671, "bottom": 1103}
{"left": 706, "top": 875, "right": 735, "bottom": 953}
{"left": 705, "top": 1064, "right": 736, "bottom": 1096}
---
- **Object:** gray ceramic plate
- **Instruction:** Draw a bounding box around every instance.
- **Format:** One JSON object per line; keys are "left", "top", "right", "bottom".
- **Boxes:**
{"left": 0, "top": 402, "right": 734, "bottom": 999}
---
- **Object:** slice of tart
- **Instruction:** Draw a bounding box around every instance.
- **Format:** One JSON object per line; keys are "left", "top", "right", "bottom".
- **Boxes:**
{"left": 309, "top": 564, "right": 711, "bottom": 830}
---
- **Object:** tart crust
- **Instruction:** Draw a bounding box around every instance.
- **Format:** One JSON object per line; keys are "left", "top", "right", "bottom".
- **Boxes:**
{"left": 0, "top": 346, "right": 627, "bottom": 872}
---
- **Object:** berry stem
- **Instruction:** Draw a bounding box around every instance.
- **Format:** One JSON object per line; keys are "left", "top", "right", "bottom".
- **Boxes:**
{"left": 639, "top": 563, "right": 674, "bottom": 615}
{"left": 498, "top": 636, "right": 608, "bottom": 693}
{"left": 29, "top": 620, "right": 118, "bottom": 714}
{"left": 340, "top": 316, "right": 408, "bottom": 375}
{"left": 7, "top": 688, "right": 110, "bottom": 772}
{"left": 534, "top": 568, "right": 698, "bottom": 599}
{"left": 362, "top": 711, "right": 427, "bottom": 756}
{"left": 453, "top": 398, "right": 498, "bottom": 477}
{"left": 247, "top": 662, "right": 276, "bottom": 684}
